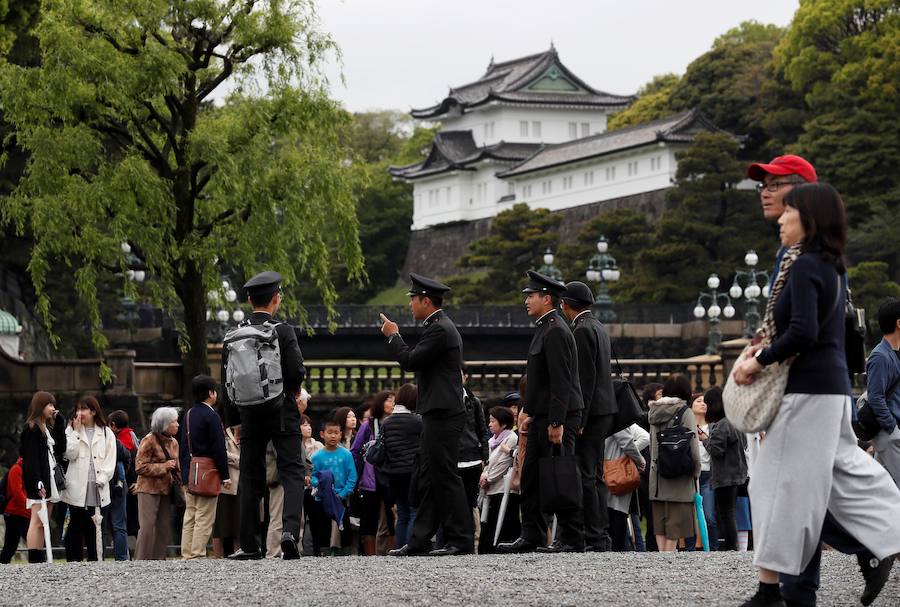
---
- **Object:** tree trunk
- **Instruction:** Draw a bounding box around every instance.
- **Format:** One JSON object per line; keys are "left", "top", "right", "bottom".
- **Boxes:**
{"left": 177, "top": 262, "right": 209, "bottom": 402}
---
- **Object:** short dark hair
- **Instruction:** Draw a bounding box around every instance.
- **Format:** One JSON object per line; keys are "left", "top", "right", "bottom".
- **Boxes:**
{"left": 396, "top": 383, "right": 418, "bottom": 412}
{"left": 108, "top": 410, "right": 129, "bottom": 429}
{"left": 370, "top": 390, "right": 395, "bottom": 421}
{"left": 641, "top": 382, "right": 664, "bottom": 408}
{"left": 662, "top": 374, "right": 693, "bottom": 403}
{"left": 878, "top": 298, "right": 900, "bottom": 335}
{"left": 249, "top": 290, "right": 278, "bottom": 308}
{"left": 191, "top": 375, "right": 218, "bottom": 403}
{"left": 489, "top": 406, "right": 515, "bottom": 430}
{"left": 563, "top": 298, "right": 590, "bottom": 312}
{"left": 704, "top": 386, "right": 725, "bottom": 423}
{"left": 416, "top": 293, "right": 442, "bottom": 308}
{"left": 321, "top": 418, "right": 342, "bottom": 432}
{"left": 300, "top": 414, "right": 312, "bottom": 426}
{"left": 784, "top": 183, "right": 847, "bottom": 272}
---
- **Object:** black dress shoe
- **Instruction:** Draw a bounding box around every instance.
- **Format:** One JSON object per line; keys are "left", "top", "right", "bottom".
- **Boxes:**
{"left": 536, "top": 542, "right": 583, "bottom": 553}
{"left": 281, "top": 532, "right": 300, "bottom": 560}
{"left": 428, "top": 545, "right": 472, "bottom": 557}
{"left": 859, "top": 553, "right": 894, "bottom": 606}
{"left": 496, "top": 538, "right": 539, "bottom": 554}
{"left": 227, "top": 549, "right": 264, "bottom": 560}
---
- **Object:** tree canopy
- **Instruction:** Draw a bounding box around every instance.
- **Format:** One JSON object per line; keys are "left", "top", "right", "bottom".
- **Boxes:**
{"left": 0, "top": 0, "right": 364, "bottom": 381}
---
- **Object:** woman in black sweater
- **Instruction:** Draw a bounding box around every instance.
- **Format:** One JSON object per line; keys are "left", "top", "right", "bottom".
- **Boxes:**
{"left": 702, "top": 386, "right": 747, "bottom": 551}
{"left": 733, "top": 183, "right": 900, "bottom": 607}
{"left": 19, "top": 391, "right": 61, "bottom": 563}
{"left": 379, "top": 383, "right": 422, "bottom": 549}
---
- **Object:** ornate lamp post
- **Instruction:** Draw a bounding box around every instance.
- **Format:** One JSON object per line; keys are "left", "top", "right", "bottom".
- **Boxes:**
{"left": 693, "top": 273, "right": 736, "bottom": 355}
{"left": 118, "top": 242, "right": 147, "bottom": 326}
{"left": 206, "top": 279, "right": 245, "bottom": 342}
{"left": 538, "top": 247, "right": 563, "bottom": 281}
{"left": 585, "top": 236, "right": 621, "bottom": 323}
{"left": 728, "top": 250, "right": 770, "bottom": 338}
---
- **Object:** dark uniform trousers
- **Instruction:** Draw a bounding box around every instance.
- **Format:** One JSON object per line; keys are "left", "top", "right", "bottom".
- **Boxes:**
{"left": 408, "top": 408, "right": 473, "bottom": 552}
{"left": 575, "top": 413, "right": 615, "bottom": 547}
{"left": 521, "top": 412, "right": 583, "bottom": 548}
{"left": 238, "top": 397, "right": 305, "bottom": 553}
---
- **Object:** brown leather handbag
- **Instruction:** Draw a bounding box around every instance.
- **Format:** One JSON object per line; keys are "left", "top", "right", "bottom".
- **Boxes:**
{"left": 603, "top": 455, "right": 640, "bottom": 496}
{"left": 186, "top": 409, "right": 221, "bottom": 498}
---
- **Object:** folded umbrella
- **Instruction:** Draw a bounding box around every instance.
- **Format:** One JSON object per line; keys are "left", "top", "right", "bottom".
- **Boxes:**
{"left": 493, "top": 466, "right": 514, "bottom": 546}
{"left": 37, "top": 481, "right": 53, "bottom": 564}
{"left": 694, "top": 490, "right": 710, "bottom": 552}
{"left": 478, "top": 488, "right": 489, "bottom": 524}
{"left": 92, "top": 484, "right": 104, "bottom": 561}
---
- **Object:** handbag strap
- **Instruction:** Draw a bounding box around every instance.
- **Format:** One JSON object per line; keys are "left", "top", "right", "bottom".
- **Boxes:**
{"left": 186, "top": 408, "right": 194, "bottom": 458}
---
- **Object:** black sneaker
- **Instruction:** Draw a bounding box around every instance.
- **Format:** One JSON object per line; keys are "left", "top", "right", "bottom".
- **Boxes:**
{"left": 281, "top": 532, "right": 300, "bottom": 560}
{"left": 740, "top": 585, "right": 786, "bottom": 607}
{"left": 858, "top": 553, "right": 894, "bottom": 606}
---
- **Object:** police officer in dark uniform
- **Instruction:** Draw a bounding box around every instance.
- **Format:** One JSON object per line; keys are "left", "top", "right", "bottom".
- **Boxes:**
{"left": 498, "top": 271, "right": 585, "bottom": 553}
{"left": 380, "top": 273, "right": 473, "bottom": 556}
{"left": 223, "top": 271, "right": 307, "bottom": 560}
{"left": 561, "top": 280, "right": 617, "bottom": 552}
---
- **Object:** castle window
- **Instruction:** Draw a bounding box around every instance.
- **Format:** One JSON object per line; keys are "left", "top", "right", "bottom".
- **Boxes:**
{"left": 541, "top": 180, "right": 552, "bottom": 195}
{"left": 532, "top": 121, "right": 541, "bottom": 138}
{"left": 520, "top": 121, "right": 529, "bottom": 137}
{"left": 605, "top": 166, "right": 616, "bottom": 181}
{"left": 568, "top": 122, "right": 578, "bottom": 139}
{"left": 581, "top": 122, "right": 590, "bottom": 137}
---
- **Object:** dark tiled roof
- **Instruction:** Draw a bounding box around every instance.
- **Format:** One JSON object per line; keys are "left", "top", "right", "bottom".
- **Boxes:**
{"left": 389, "top": 131, "right": 542, "bottom": 180}
{"left": 411, "top": 48, "right": 634, "bottom": 119}
{"left": 497, "top": 109, "right": 732, "bottom": 178}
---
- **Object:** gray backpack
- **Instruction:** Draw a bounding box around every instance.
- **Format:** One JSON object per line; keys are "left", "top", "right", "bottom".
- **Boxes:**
{"left": 224, "top": 320, "right": 284, "bottom": 406}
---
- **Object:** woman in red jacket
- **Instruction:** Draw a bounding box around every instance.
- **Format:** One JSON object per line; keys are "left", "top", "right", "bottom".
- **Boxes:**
{"left": 1, "top": 458, "right": 30, "bottom": 563}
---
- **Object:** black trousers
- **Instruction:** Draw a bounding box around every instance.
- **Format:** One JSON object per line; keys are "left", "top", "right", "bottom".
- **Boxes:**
{"left": 521, "top": 413, "right": 584, "bottom": 548}
{"left": 608, "top": 508, "right": 632, "bottom": 551}
{"left": 575, "top": 414, "right": 614, "bottom": 547}
{"left": 408, "top": 409, "right": 473, "bottom": 552}
{"left": 238, "top": 398, "right": 305, "bottom": 553}
{"left": 479, "top": 493, "right": 521, "bottom": 554}
{"left": 1, "top": 514, "right": 29, "bottom": 564}
{"left": 714, "top": 484, "right": 739, "bottom": 551}
{"left": 65, "top": 505, "right": 101, "bottom": 562}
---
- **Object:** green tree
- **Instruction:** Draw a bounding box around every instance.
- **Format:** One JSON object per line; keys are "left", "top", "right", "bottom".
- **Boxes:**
{"left": 556, "top": 208, "right": 654, "bottom": 302}
{"left": 607, "top": 73, "right": 680, "bottom": 130}
{"left": 448, "top": 203, "right": 561, "bottom": 303}
{"left": 627, "top": 133, "right": 776, "bottom": 302}
{"left": 0, "top": 0, "right": 364, "bottom": 383}
{"left": 848, "top": 261, "right": 900, "bottom": 347}
{"left": 775, "top": 0, "right": 900, "bottom": 279}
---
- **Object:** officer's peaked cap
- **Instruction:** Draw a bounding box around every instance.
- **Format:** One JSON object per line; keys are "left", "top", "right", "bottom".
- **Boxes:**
{"left": 243, "top": 271, "right": 282, "bottom": 299}
{"left": 407, "top": 273, "right": 451, "bottom": 298}
{"left": 522, "top": 270, "right": 565, "bottom": 295}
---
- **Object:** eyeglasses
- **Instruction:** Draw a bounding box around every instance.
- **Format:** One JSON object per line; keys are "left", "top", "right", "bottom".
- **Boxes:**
{"left": 756, "top": 180, "right": 798, "bottom": 193}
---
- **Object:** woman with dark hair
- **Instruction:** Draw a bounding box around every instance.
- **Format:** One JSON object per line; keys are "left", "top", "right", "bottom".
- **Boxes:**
{"left": 732, "top": 183, "right": 900, "bottom": 606}
{"left": 61, "top": 395, "right": 117, "bottom": 561}
{"left": 333, "top": 406, "right": 357, "bottom": 450}
{"left": 647, "top": 374, "right": 701, "bottom": 552}
{"left": 478, "top": 406, "right": 519, "bottom": 553}
{"left": 702, "top": 385, "right": 747, "bottom": 551}
{"left": 380, "top": 383, "right": 422, "bottom": 549}
{"left": 350, "top": 390, "right": 396, "bottom": 555}
{"left": 20, "top": 391, "right": 60, "bottom": 563}
{"left": 637, "top": 381, "right": 663, "bottom": 551}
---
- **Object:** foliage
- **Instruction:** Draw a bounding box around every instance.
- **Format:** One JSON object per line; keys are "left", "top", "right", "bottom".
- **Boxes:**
{"left": 626, "top": 133, "right": 777, "bottom": 302}
{"left": 848, "top": 261, "right": 900, "bottom": 346}
{"left": 449, "top": 203, "right": 560, "bottom": 304}
{"left": 0, "top": 0, "right": 364, "bottom": 381}
{"left": 607, "top": 73, "right": 680, "bottom": 130}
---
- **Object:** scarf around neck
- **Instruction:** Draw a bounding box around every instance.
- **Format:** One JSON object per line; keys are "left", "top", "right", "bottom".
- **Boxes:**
{"left": 489, "top": 428, "right": 512, "bottom": 452}
{"left": 760, "top": 242, "right": 803, "bottom": 344}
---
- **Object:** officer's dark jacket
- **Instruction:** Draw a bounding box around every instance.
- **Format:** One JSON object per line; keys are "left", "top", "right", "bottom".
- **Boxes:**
{"left": 524, "top": 310, "right": 584, "bottom": 425}
{"left": 221, "top": 311, "right": 306, "bottom": 421}
{"left": 388, "top": 310, "right": 464, "bottom": 415}
{"left": 460, "top": 388, "right": 489, "bottom": 463}
{"left": 571, "top": 312, "right": 617, "bottom": 418}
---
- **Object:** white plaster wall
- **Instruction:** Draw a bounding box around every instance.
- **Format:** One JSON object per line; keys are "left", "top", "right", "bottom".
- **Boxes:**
{"left": 441, "top": 104, "right": 609, "bottom": 146}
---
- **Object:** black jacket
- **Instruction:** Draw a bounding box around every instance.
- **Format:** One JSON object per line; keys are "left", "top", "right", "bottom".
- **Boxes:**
{"left": 459, "top": 388, "right": 489, "bottom": 463}
{"left": 20, "top": 424, "right": 51, "bottom": 500}
{"left": 178, "top": 403, "right": 230, "bottom": 485}
{"left": 388, "top": 310, "right": 464, "bottom": 416}
{"left": 222, "top": 311, "right": 306, "bottom": 424}
{"left": 380, "top": 411, "right": 423, "bottom": 475}
{"left": 571, "top": 312, "right": 617, "bottom": 419}
{"left": 704, "top": 418, "right": 749, "bottom": 490}
{"left": 524, "top": 310, "right": 584, "bottom": 425}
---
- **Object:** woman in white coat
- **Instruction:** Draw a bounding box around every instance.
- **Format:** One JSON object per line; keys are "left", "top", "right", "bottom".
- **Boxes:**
{"left": 605, "top": 423, "right": 650, "bottom": 551}
{"left": 62, "top": 396, "right": 117, "bottom": 561}
{"left": 478, "top": 406, "right": 519, "bottom": 554}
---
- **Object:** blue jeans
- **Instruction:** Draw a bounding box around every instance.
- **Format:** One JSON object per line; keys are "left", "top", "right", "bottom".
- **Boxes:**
{"left": 686, "top": 471, "right": 719, "bottom": 551}
{"left": 630, "top": 513, "right": 646, "bottom": 551}
{"left": 108, "top": 493, "right": 130, "bottom": 561}
{"left": 389, "top": 472, "right": 417, "bottom": 549}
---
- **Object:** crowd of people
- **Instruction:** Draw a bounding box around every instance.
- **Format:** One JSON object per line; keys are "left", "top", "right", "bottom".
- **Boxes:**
{"left": 3, "top": 154, "right": 900, "bottom": 607}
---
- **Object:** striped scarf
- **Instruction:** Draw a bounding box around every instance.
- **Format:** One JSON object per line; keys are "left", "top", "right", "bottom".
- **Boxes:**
{"left": 760, "top": 243, "right": 803, "bottom": 343}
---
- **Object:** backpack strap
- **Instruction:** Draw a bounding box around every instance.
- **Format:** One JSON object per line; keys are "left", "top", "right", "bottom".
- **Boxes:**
{"left": 673, "top": 404, "right": 690, "bottom": 428}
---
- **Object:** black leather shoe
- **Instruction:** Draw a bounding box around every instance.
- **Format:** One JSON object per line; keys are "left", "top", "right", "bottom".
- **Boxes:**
{"left": 496, "top": 538, "right": 539, "bottom": 554}
{"left": 859, "top": 553, "right": 894, "bottom": 606}
{"left": 227, "top": 549, "right": 264, "bottom": 560}
{"left": 584, "top": 541, "right": 612, "bottom": 553}
{"left": 281, "top": 532, "right": 300, "bottom": 560}
{"left": 428, "top": 545, "right": 472, "bottom": 557}
{"left": 536, "top": 542, "right": 583, "bottom": 553}
{"left": 389, "top": 544, "right": 430, "bottom": 557}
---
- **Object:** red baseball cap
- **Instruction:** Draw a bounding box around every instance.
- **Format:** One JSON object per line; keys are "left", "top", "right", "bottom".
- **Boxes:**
{"left": 747, "top": 155, "right": 817, "bottom": 183}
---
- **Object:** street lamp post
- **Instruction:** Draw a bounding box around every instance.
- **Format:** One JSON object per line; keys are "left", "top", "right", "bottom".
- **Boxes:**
{"left": 206, "top": 279, "right": 246, "bottom": 342}
{"left": 585, "top": 235, "right": 621, "bottom": 323}
{"left": 693, "top": 273, "right": 736, "bottom": 355}
{"left": 728, "top": 250, "right": 770, "bottom": 338}
{"left": 538, "top": 247, "right": 563, "bottom": 281}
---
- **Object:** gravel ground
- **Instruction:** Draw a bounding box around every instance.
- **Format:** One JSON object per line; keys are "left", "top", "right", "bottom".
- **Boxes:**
{"left": 1, "top": 551, "right": 896, "bottom": 606}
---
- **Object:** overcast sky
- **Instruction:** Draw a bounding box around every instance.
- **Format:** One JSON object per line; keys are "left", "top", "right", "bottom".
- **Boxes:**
{"left": 315, "top": 0, "right": 800, "bottom": 114}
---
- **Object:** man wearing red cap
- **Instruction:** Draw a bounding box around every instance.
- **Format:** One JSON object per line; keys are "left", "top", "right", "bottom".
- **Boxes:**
{"left": 745, "top": 156, "right": 891, "bottom": 607}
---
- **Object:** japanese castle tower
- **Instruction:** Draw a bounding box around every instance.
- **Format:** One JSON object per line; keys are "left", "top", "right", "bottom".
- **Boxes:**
{"left": 391, "top": 47, "right": 727, "bottom": 231}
